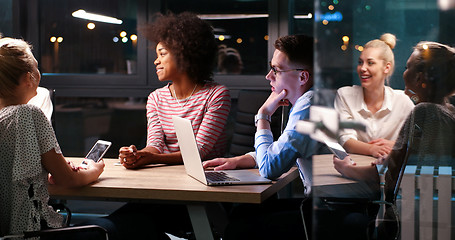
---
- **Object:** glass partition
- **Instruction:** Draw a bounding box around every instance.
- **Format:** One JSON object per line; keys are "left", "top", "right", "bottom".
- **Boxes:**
{"left": 292, "top": 0, "right": 314, "bottom": 37}
{"left": 0, "top": 0, "right": 13, "bottom": 37}
{"left": 313, "top": 0, "right": 455, "bottom": 239}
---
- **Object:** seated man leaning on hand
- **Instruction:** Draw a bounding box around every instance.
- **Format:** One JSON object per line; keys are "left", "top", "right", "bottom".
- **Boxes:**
{"left": 203, "top": 35, "right": 325, "bottom": 240}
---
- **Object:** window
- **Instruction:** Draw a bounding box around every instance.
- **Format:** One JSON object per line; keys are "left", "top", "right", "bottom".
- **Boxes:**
{"left": 291, "top": 0, "right": 314, "bottom": 36}
{"left": 39, "top": 0, "right": 139, "bottom": 75}
{"left": 165, "top": 0, "right": 269, "bottom": 75}
{"left": 314, "top": 0, "right": 455, "bottom": 91}
{"left": 0, "top": 0, "right": 13, "bottom": 36}
{"left": 37, "top": 0, "right": 148, "bottom": 92}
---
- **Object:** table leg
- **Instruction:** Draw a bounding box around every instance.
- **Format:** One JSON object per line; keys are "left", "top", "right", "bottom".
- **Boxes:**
{"left": 186, "top": 204, "right": 214, "bottom": 240}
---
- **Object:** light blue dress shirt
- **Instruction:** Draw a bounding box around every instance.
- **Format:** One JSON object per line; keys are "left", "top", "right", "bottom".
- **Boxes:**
{"left": 254, "top": 90, "right": 318, "bottom": 195}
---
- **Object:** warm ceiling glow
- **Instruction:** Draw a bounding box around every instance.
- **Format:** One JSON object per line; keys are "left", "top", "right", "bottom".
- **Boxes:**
{"left": 342, "top": 36, "right": 349, "bottom": 43}
{"left": 57, "top": 37, "right": 63, "bottom": 43}
{"left": 87, "top": 22, "right": 95, "bottom": 30}
{"left": 438, "top": 0, "right": 455, "bottom": 10}
{"left": 50, "top": 36, "right": 56, "bottom": 43}
{"left": 236, "top": 38, "right": 243, "bottom": 44}
{"left": 120, "top": 31, "right": 127, "bottom": 38}
{"left": 130, "top": 34, "right": 138, "bottom": 41}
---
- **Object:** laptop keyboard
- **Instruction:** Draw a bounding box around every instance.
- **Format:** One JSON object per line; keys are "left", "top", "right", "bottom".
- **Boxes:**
{"left": 205, "top": 171, "right": 240, "bottom": 182}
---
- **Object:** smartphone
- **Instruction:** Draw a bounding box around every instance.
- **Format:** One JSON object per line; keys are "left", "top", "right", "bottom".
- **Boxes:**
{"left": 84, "top": 140, "right": 112, "bottom": 162}
{"left": 324, "top": 140, "right": 349, "bottom": 159}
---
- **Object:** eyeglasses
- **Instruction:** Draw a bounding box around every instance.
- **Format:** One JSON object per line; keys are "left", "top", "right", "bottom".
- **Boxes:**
{"left": 269, "top": 61, "right": 306, "bottom": 75}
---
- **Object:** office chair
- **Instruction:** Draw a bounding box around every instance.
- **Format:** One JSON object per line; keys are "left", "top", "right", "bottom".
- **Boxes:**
{"left": 101, "top": 104, "right": 147, "bottom": 158}
{"left": 370, "top": 104, "right": 455, "bottom": 240}
{"left": 1, "top": 200, "right": 108, "bottom": 240}
{"left": 365, "top": 113, "right": 417, "bottom": 240}
{"left": 48, "top": 88, "right": 56, "bottom": 128}
{"left": 228, "top": 89, "right": 282, "bottom": 156}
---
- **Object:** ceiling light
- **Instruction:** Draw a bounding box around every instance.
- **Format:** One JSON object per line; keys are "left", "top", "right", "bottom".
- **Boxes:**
{"left": 294, "top": 13, "right": 313, "bottom": 19}
{"left": 72, "top": 9, "right": 123, "bottom": 24}
{"left": 199, "top": 14, "right": 268, "bottom": 20}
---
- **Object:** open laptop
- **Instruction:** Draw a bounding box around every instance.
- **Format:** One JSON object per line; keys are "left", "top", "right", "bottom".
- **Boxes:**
{"left": 172, "top": 116, "right": 272, "bottom": 186}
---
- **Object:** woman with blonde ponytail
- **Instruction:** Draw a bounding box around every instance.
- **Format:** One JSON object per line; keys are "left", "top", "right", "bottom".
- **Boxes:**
{"left": 334, "top": 33, "right": 414, "bottom": 159}
{"left": 332, "top": 41, "right": 455, "bottom": 240}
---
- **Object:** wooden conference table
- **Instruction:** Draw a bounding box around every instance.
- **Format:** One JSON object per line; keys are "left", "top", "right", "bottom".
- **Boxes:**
{"left": 313, "top": 154, "right": 379, "bottom": 199}
{"left": 49, "top": 158, "right": 299, "bottom": 240}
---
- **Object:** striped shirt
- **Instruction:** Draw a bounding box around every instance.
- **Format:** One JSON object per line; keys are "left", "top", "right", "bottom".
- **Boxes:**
{"left": 146, "top": 82, "right": 231, "bottom": 160}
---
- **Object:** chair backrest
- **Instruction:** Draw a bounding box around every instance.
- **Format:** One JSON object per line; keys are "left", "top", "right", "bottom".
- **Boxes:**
{"left": 384, "top": 104, "right": 455, "bottom": 240}
{"left": 48, "top": 88, "right": 56, "bottom": 128}
{"left": 399, "top": 165, "right": 453, "bottom": 240}
{"left": 227, "top": 89, "right": 283, "bottom": 156}
{"left": 101, "top": 106, "right": 147, "bottom": 158}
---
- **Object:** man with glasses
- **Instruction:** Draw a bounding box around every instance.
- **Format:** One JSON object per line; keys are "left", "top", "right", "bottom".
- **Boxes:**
{"left": 203, "top": 35, "right": 322, "bottom": 240}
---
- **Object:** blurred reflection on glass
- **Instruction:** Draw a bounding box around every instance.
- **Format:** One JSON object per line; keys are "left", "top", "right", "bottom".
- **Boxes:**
{"left": 217, "top": 45, "right": 243, "bottom": 74}
{"left": 312, "top": 1, "right": 455, "bottom": 239}
{"left": 165, "top": 0, "right": 268, "bottom": 75}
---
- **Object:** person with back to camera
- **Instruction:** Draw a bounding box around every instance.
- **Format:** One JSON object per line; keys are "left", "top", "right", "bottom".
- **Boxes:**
{"left": 333, "top": 41, "right": 455, "bottom": 239}
{"left": 28, "top": 86, "right": 53, "bottom": 122}
{"left": 203, "top": 35, "right": 323, "bottom": 240}
{"left": 217, "top": 45, "right": 243, "bottom": 74}
{"left": 118, "top": 12, "right": 231, "bottom": 168}
{"left": 335, "top": 33, "right": 414, "bottom": 159}
{"left": 0, "top": 37, "right": 104, "bottom": 237}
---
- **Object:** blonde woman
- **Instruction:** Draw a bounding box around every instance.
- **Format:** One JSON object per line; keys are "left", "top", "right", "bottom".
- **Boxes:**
{"left": 333, "top": 41, "right": 455, "bottom": 240}
{"left": 335, "top": 33, "right": 414, "bottom": 158}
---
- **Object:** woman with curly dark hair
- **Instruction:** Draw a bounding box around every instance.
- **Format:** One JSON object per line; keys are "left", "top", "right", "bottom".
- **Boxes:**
{"left": 84, "top": 12, "right": 229, "bottom": 240}
{"left": 118, "top": 12, "right": 231, "bottom": 168}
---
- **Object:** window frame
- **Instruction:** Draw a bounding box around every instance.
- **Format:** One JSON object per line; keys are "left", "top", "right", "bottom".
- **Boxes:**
{"left": 15, "top": 0, "right": 295, "bottom": 98}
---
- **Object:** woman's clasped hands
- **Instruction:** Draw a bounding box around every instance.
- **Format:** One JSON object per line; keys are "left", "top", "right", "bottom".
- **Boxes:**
{"left": 368, "top": 138, "right": 394, "bottom": 158}
{"left": 119, "top": 145, "right": 156, "bottom": 169}
{"left": 119, "top": 145, "right": 140, "bottom": 168}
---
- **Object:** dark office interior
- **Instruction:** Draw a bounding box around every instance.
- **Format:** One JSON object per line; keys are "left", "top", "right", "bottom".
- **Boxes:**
{"left": 1, "top": 0, "right": 455, "bottom": 239}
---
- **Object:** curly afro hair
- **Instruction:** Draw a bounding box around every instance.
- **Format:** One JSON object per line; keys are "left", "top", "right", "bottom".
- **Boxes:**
{"left": 144, "top": 12, "right": 217, "bottom": 84}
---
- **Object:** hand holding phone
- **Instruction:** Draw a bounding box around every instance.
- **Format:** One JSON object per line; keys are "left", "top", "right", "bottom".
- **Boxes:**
{"left": 81, "top": 140, "right": 112, "bottom": 168}
{"left": 324, "top": 140, "right": 354, "bottom": 164}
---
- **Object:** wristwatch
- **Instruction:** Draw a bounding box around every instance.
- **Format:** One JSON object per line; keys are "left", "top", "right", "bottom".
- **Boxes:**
{"left": 255, "top": 114, "right": 271, "bottom": 126}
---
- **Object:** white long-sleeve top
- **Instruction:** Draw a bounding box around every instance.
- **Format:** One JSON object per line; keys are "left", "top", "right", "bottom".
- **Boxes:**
{"left": 335, "top": 85, "right": 414, "bottom": 146}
